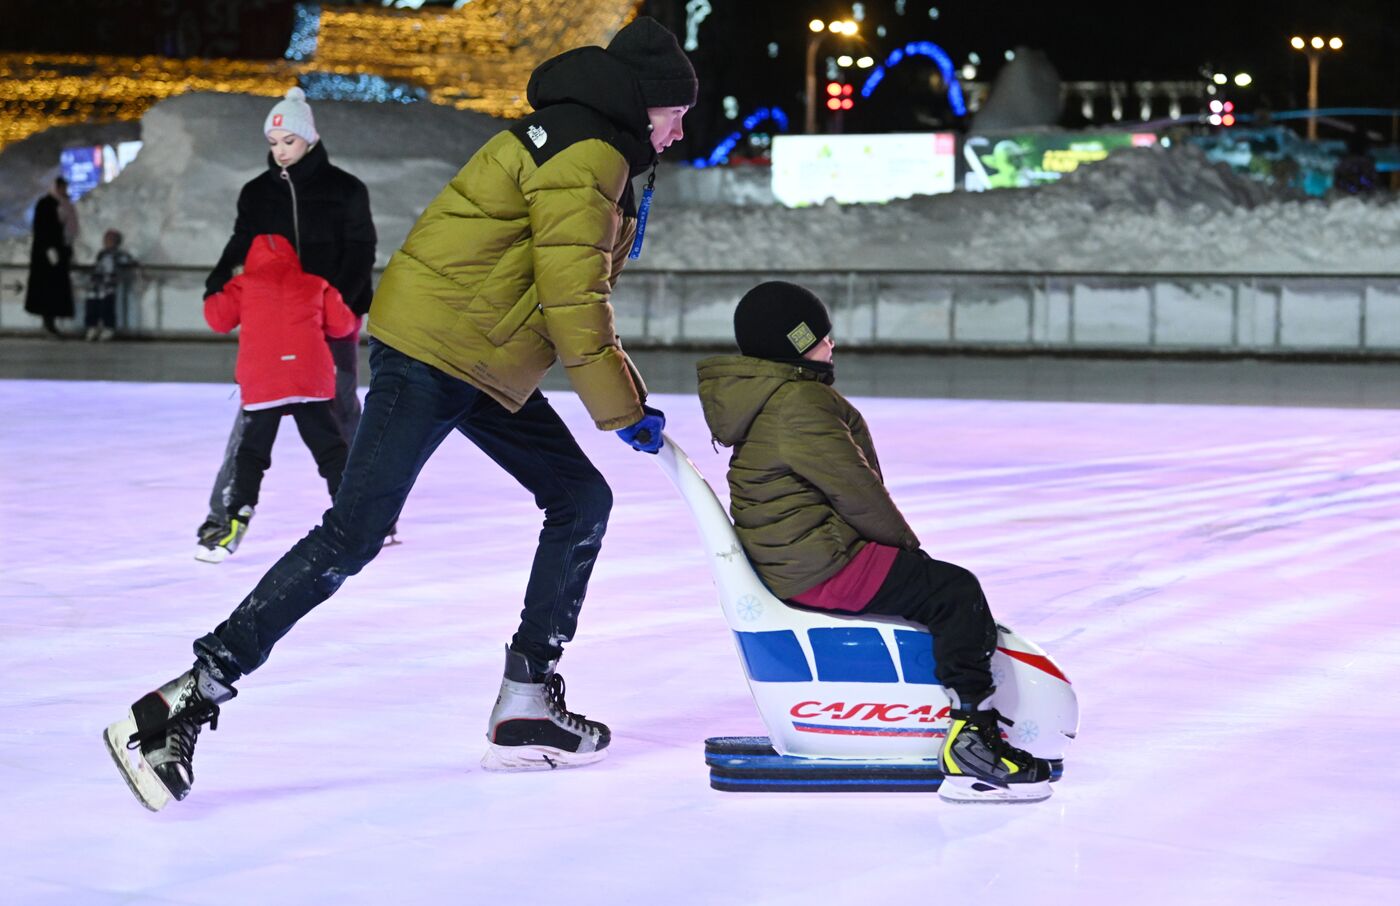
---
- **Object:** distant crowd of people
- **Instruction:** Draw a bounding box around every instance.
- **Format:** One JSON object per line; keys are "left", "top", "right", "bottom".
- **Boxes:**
{"left": 24, "top": 176, "right": 139, "bottom": 341}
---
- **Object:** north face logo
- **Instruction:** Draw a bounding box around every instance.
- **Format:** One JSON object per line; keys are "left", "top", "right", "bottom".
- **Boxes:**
{"left": 526, "top": 124, "right": 547, "bottom": 148}
{"left": 272, "top": 114, "right": 283, "bottom": 127}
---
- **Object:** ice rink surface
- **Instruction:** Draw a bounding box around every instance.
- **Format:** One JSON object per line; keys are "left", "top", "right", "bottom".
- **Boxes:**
{"left": 2, "top": 378, "right": 1397, "bottom": 904}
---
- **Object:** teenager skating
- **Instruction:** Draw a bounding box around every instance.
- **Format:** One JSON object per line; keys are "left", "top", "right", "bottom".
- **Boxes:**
{"left": 106, "top": 17, "right": 696, "bottom": 810}
{"left": 196, "top": 86, "right": 379, "bottom": 555}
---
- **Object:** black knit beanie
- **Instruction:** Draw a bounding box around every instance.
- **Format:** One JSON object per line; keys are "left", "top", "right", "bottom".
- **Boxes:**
{"left": 734, "top": 282, "right": 833, "bottom": 359}
{"left": 607, "top": 16, "right": 698, "bottom": 108}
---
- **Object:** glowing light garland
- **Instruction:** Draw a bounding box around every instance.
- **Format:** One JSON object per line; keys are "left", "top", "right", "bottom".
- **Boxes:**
{"left": 0, "top": 1, "right": 635, "bottom": 152}
{"left": 692, "top": 106, "right": 789, "bottom": 168}
{"left": 860, "top": 41, "right": 967, "bottom": 117}
{"left": 285, "top": 4, "right": 322, "bottom": 62}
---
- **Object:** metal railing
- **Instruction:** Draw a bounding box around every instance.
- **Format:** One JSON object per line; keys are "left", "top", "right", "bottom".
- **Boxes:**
{"left": 4, "top": 263, "right": 1399, "bottom": 355}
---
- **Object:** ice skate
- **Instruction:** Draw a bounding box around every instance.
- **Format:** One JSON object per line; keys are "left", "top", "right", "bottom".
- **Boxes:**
{"left": 195, "top": 505, "right": 252, "bottom": 563}
{"left": 103, "top": 668, "right": 236, "bottom": 811}
{"left": 481, "top": 647, "right": 610, "bottom": 772}
{"left": 939, "top": 691, "right": 1053, "bottom": 803}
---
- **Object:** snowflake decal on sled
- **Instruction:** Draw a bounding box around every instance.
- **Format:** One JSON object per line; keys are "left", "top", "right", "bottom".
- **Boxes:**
{"left": 1014, "top": 719, "right": 1040, "bottom": 745}
{"left": 735, "top": 595, "right": 763, "bottom": 622}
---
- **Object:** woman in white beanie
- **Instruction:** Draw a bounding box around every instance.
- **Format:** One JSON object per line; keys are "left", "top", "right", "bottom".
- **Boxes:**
{"left": 195, "top": 86, "right": 379, "bottom": 560}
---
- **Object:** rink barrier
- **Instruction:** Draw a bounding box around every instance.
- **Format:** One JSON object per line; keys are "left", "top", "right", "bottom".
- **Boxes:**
{"left": 4, "top": 263, "right": 1400, "bottom": 355}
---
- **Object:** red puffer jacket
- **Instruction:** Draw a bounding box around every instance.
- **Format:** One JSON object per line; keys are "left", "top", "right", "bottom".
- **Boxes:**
{"left": 205, "top": 233, "right": 358, "bottom": 409}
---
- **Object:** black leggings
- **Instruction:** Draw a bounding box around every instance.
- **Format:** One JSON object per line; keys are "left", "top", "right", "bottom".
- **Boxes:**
{"left": 860, "top": 549, "right": 998, "bottom": 704}
{"left": 227, "top": 402, "right": 348, "bottom": 516}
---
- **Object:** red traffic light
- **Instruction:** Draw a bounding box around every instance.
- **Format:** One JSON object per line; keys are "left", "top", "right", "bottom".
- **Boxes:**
{"left": 827, "top": 98, "right": 841, "bottom": 110}
{"left": 826, "top": 81, "right": 842, "bottom": 97}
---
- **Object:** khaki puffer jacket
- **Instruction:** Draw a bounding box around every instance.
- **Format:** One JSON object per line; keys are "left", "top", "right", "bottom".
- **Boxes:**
{"left": 696, "top": 355, "right": 920, "bottom": 598}
{"left": 368, "top": 46, "right": 655, "bottom": 430}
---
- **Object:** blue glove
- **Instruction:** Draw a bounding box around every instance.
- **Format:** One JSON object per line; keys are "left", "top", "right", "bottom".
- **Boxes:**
{"left": 615, "top": 405, "right": 665, "bottom": 454}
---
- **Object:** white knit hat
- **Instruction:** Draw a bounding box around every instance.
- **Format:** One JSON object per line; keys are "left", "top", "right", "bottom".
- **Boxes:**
{"left": 263, "top": 86, "right": 319, "bottom": 144}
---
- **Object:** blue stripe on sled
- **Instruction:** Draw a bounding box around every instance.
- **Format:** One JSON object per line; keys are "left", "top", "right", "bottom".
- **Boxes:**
{"left": 894, "top": 629, "right": 939, "bottom": 684}
{"left": 807, "top": 627, "right": 898, "bottom": 682}
{"left": 734, "top": 630, "right": 813, "bottom": 682}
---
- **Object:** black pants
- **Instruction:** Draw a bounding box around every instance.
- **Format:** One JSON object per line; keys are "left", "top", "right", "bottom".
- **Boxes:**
{"left": 205, "top": 334, "right": 362, "bottom": 528}
{"left": 84, "top": 294, "right": 116, "bottom": 329}
{"left": 226, "top": 402, "right": 348, "bottom": 517}
{"left": 860, "top": 549, "right": 998, "bottom": 704}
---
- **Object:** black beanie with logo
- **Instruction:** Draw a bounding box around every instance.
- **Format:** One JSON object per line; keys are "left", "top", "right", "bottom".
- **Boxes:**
{"left": 607, "top": 16, "right": 698, "bottom": 108}
{"left": 733, "top": 281, "right": 833, "bottom": 360}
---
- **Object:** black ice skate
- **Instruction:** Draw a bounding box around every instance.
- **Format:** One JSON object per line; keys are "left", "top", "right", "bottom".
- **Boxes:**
{"left": 103, "top": 668, "right": 236, "bottom": 811}
{"left": 939, "top": 692, "right": 1053, "bottom": 804}
{"left": 481, "top": 647, "right": 610, "bottom": 772}
{"left": 195, "top": 506, "right": 252, "bottom": 563}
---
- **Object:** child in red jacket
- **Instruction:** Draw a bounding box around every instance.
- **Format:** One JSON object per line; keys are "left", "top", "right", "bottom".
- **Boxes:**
{"left": 198, "top": 233, "right": 359, "bottom": 562}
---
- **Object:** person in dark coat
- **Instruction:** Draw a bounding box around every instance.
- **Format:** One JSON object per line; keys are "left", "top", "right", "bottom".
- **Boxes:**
{"left": 196, "top": 87, "right": 378, "bottom": 552}
{"left": 25, "top": 177, "right": 78, "bottom": 336}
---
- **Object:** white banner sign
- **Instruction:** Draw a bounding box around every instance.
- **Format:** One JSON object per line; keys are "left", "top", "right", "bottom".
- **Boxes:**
{"left": 771, "top": 133, "right": 956, "bottom": 207}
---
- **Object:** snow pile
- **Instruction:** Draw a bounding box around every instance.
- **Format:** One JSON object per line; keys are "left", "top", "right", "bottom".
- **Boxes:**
{"left": 3, "top": 93, "right": 1397, "bottom": 275}
{"left": 642, "top": 145, "right": 1400, "bottom": 273}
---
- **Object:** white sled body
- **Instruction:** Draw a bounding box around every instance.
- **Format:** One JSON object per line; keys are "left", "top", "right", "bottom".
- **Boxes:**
{"left": 655, "top": 435, "right": 1079, "bottom": 763}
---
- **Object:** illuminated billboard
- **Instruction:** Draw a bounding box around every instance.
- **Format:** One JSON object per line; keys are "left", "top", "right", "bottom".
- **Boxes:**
{"left": 771, "top": 132, "right": 957, "bottom": 207}
{"left": 59, "top": 141, "right": 143, "bottom": 200}
{"left": 961, "top": 132, "right": 1157, "bottom": 191}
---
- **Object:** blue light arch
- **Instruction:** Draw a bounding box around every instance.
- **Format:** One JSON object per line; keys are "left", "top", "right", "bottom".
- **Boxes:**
{"left": 859, "top": 41, "right": 967, "bottom": 117}
{"left": 692, "top": 106, "right": 790, "bottom": 168}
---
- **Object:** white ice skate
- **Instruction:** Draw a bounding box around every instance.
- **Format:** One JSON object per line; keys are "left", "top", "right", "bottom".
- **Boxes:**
{"left": 481, "top": 647, "right": 609, "bottom": 772}
{"left": 104, "top": 668, "right": 235, "bottom": 811}
{"left": 194, "top": 506, "right": 251, "bottom": 563}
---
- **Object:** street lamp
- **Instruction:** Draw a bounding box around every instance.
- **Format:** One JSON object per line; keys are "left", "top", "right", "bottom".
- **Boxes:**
{"left": 1290, "top": 34, "right": 1343, "bottom": 140}
{"left": 805, "top": 18, "right": 859, "bottom": 134}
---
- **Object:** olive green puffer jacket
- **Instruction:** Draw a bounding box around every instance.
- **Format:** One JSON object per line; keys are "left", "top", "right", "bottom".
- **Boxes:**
{"left": 696, "top": 355, "right": 920, "bottom": 598}
{"left": 368, "top": 46, "right": 655, "bottom": 430}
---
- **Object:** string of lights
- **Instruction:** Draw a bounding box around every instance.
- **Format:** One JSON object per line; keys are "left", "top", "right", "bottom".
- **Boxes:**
{"left": 0, "top": 0, "right": 635, "bottom": 152}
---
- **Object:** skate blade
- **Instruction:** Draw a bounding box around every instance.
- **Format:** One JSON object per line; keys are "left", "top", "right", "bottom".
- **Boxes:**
{"left": 480, "top": 743, "right": 606, "bottom": 773}
{"left": 194, "top": 546, "right": 229, "bottom": 564}
{"left": 103, "top": 717, "right": 172, "bottom": 812}
{"left": 937, "top": 775, "right": 1051, "bottom": 804}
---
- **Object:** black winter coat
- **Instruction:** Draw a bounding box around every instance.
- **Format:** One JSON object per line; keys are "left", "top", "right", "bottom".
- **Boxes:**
{"left": 25, "top": 195, "right": 74, "bottom": 318}
{"left": 205, "top": 142, "right": 377, "bottom": 315}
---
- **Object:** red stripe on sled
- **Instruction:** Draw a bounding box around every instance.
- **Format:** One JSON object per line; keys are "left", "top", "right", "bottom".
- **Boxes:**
{"left": 996, "top": 647, "right": 1069, "bottom": 683}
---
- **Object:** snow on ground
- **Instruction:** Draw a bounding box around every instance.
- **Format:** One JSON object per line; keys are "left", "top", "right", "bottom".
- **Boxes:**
{"left": 2, "top": 92, "right": 1398, "bottom": 274}
{"left": 644, "top": 145, "right": 1400, "bottom": 274}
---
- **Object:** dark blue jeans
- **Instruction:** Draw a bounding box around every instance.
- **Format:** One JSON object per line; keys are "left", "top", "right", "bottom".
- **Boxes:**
{"left": 194, "top": 339, "right": 613, "bottom": 683}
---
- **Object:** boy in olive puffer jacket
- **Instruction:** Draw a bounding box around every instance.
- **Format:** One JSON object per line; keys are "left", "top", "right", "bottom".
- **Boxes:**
{"left": 696, "top": 281, "right": 1054, "bottom": 804}
{"left": 104, "top": 17, "right": 695, "bottom": 812}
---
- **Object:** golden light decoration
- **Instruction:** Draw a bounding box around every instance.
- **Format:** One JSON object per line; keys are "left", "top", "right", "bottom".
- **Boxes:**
{"left": 0, "top": 0, "right": 636, "bottom": 153}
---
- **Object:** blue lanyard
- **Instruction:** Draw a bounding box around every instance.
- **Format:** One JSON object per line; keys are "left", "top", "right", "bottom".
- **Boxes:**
{"left": 628, "top": 168, "right": 656, "bottom": 260}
